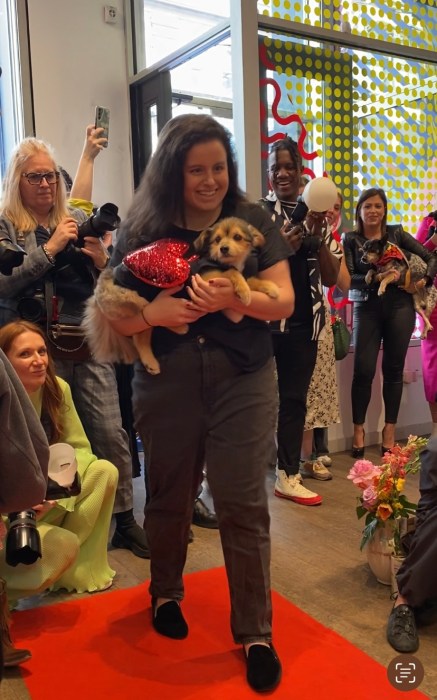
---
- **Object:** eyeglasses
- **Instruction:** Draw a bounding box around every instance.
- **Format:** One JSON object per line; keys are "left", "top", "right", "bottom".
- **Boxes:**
{"left": 21, "top": 171, "right": 60, "bottom": 186}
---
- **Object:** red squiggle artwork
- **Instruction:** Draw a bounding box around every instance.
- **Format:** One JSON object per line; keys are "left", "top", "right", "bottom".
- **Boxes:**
{"left": 260, "top": 78, "right": 319, "bottom": 162}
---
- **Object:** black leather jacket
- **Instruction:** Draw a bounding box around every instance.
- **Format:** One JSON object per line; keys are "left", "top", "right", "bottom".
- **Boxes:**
{"left": 341, "top": 224, "right": 437, "bottom": 302}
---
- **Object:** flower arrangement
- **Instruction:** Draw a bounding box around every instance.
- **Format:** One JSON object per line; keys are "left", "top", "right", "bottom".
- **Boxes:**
{"left": 347, "top": 435, "right": 428, "bottom": 554}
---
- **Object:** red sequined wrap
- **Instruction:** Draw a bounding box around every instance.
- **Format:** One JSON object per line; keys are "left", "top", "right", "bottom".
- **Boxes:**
{"left": 123, "top": 238, "right": 197, "bottom": 288}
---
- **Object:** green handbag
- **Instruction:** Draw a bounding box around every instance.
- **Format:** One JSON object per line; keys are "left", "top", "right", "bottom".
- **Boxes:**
{"left": 332, "top": 315, "right": 351, "bottom": 361}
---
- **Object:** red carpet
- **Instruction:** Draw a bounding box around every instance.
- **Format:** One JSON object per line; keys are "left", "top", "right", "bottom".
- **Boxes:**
{"left": 12, "top": 567, "right": 428, "bottom": 699}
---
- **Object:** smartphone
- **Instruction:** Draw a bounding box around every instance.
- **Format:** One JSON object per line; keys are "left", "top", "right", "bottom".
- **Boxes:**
{"left": 95, "top": 106, "right": 110, "bottom": 147}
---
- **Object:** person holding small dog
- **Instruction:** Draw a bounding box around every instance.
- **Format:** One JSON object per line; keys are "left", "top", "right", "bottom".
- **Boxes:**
{"left": 101, "top": 114, "right": 293, "bottom": 693}
{"left": 342, "top": 188, "right": 437, "bottom": 455}
{"left": 416, "top": 212, "right": 437, "bottom": 438}
{"left": 0, "top": 320, "right": 118, "bottom": 601}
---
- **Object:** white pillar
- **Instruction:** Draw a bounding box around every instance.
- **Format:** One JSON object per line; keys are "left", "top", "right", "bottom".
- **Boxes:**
{"left": 230, "top": 0, "right": 262, "bottom": 201}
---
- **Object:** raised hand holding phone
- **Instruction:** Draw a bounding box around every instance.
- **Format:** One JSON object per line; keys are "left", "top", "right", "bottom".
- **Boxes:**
{"left": 95, "top": 106, "right": 110, "bottom": 148}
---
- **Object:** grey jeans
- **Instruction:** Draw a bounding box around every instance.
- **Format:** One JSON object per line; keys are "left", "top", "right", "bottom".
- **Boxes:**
{"left": 133, "top": 338, "right": 277, "bottom": 644}
{"left": 55, "top": 359, "right": 134, "bottom": 513}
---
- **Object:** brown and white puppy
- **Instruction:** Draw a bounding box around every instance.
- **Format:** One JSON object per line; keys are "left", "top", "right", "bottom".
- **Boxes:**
{"left": 361, "top": 235, "right": 437, "bottom": 338}
{"left": 82, "top": 217, "right": 279, "bottom": 374}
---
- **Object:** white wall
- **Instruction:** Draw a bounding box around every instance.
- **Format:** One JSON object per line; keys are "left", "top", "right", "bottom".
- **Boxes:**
{"left": 27, "top": 0, "right": 133, "bottom": 217}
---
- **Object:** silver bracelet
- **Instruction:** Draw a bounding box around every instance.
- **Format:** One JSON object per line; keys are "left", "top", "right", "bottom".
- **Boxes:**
{"left": 42, "top": 244, "right": 56, "bottom": 265}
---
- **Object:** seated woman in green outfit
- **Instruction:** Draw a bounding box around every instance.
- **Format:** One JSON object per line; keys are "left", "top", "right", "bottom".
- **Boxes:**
{"left": 0, "top": 320, "right": 118, "bottom": 603}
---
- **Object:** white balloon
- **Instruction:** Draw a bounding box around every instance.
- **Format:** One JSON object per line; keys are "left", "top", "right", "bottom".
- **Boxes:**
{"left": 302, "top": 177, "right": 338, "bottom": 212}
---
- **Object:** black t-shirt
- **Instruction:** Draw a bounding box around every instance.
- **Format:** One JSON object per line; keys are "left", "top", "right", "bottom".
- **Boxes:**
{"left": 111, "top": 202, "right": 289, "bottom": 372}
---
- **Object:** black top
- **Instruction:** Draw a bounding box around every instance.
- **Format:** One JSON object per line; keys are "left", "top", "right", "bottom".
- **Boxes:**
{"left": 342, "top": 224, "right": 437, "bottom": 301}
{"left": 111, "top": 201, "right": 290, "bottom": 372}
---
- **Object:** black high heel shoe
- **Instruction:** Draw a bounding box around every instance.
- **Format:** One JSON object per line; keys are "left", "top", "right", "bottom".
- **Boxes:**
{"left": 351, "top": 428, "right": 365, "bottom": 458}
{"left": 352, "top": 446, "right": 365, "bottom": 458}
{"left": 381, "top": 445, "right": 394, "bottom": 456}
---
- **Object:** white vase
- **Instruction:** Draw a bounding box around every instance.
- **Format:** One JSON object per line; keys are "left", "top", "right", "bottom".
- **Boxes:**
{"left": 365, "top": 522, "right": 395, "bottom": 585}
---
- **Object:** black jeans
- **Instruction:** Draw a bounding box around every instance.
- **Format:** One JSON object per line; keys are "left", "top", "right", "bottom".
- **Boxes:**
{"left": 132, "top": 339, "right": 277, "bottom": 644}
{"left": 273, "top": 325, "right": 318, "bottom": 475}
{"left": 313, "top": 427, "right": 329, "bottom": 456}
{"left": 397, "top": 437, "right": 437, "bottom": 607}
{"left": 352, "top": 288, "right": 415, "bottom": 425}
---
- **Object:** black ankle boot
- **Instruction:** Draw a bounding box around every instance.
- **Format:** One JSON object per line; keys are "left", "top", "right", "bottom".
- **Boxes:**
{"left": 112, "top": 509, "right": 150, "bottom": 559}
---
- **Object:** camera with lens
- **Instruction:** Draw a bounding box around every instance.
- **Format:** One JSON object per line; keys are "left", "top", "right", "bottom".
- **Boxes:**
{"left": 288, "top": 196, "right": 322, "bottom": 253}
{"left": 5, "top": 510, "right": 41, "bottom": 566}
{"left": 75, "top": 202, "right": 120, "bottom": 248}
{"left": 16, "top": 289, "right": 46, "bottom": 323}
{"left": 5, "top": 474, "right": 81, "bottom": 567}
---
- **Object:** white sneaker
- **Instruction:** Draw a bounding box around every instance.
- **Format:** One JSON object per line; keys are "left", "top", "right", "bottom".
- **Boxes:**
{"left": 299, "top": 460, "right": 333, "bottom": 481}
{"left": 317, "top": 454, "right": 332, "bottom": 467}
{"left": 274, "top": 470, "right": 322, "bottom": 506}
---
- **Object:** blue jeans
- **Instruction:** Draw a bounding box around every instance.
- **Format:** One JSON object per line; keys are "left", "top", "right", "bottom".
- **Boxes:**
{"left": 352, "top": 287, "right": 415, "bottom": 425}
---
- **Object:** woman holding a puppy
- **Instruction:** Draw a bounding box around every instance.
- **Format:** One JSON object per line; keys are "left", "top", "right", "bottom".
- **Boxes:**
{"left": 342, "top": 187, "right": 437, "bottom": 455}
{"left": 106, "top": 114, "right": 293, "bottom": 693}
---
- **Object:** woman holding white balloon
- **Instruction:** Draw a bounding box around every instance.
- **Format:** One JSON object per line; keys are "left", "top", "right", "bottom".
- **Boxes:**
{"left": 260, "top": 137, "right": 340, "bottom": 506}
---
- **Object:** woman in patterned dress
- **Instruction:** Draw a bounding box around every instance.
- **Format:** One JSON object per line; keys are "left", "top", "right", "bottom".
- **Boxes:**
{"left": 300, "top": 193, "right": 349, "bottom": 474}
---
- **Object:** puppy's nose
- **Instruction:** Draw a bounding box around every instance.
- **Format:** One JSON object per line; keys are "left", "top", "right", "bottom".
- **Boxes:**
{"left": 220, "top": 245, "right": 230, "bottom": 255}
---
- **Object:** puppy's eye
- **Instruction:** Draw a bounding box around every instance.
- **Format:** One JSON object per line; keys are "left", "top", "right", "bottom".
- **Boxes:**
{"left": 213, "top": 235, "right": 221, "bottom": 244}
{"left": 233, "top": 233, "right": 243, "bottom": 242}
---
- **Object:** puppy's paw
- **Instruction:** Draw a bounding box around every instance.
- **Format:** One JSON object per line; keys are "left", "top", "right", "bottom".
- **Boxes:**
{"left": 232, "top": 280, "right": 251, "bottom": 305}
{"left": 364, "top": 271, "right": 374, "bottom": 285}
{"left": 236, "top": 288, "right": 252, "bottom": 306}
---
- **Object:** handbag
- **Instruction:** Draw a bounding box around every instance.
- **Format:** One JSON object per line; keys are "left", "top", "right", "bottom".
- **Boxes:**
{"left": 331, "top": 315, "right": 351, "bottom": 361}
{"left": 47, "top": 323, "right": 91, "bottom": 362}
{"left": 44, "top": 279, "right": 91, "bottom": 362}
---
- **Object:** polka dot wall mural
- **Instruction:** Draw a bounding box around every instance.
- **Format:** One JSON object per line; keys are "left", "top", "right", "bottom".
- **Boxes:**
{"left": 259, "top": 29, "right": 437, "bottom": 229}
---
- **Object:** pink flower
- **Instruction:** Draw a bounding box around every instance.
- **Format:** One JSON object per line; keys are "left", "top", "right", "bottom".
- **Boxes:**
{"left": 362, "top": 485, "right": 378, "bottom": 509}
{"left": 347, "top": 460, "right": 382, "bottom": 489}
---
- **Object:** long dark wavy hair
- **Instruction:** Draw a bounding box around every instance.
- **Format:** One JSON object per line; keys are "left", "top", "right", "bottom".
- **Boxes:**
{"left": 0, "top": 320, "right": 64, "bottom": 443}
{"left": 355, "top": 187, "right": 387, "bottom": 236}
{"left": 123, "top": 114, "right": 246, "bottom": 250}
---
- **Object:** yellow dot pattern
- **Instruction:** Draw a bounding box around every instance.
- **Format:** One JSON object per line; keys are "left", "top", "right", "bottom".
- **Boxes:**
{"left": 261, "top": 26, "right": 437, "bottom": 226}
{"left": 257, "top": 0, "right": 436, "bottom": 53}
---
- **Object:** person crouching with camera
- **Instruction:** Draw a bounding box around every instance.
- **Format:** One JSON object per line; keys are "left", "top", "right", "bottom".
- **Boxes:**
{"left": 0, "top": 137, "right": 148, "bottom": 557}
{"left": 0, "top": 320, "right": 118, "bottom": 603}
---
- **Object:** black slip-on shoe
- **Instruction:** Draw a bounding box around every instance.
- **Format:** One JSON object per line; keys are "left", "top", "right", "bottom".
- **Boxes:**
{"left": 152, "top": 600, "right": 188, "bottom": 640}
{"left": 245, "top": 644, "right": 282, "bottom": 693}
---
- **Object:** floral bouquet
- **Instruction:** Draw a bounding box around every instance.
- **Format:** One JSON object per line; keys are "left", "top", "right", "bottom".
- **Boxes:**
{"left": 347, "top": 435, "right": 428, "bottom": 554}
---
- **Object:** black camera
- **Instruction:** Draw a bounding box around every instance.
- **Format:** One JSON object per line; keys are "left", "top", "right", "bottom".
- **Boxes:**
{"left": 288, "top": 197, "right": 322, "bottom": 253}
{"left": 5, "top": 474, "right": 81, "bottom": 567}
{"left": 16, "top": 291, "right": 46, "bottom": 323}
{"left": 0, "top": 236, "right": 26, "bottom": 275}
{"left": 6, "top": 510, "right": 41, "bottom": 566}
{"left": 289, "top": 196, "right": 308, "bottom": 225}
{"left": 75, "top": 202, "right": 120, "bottom": 248}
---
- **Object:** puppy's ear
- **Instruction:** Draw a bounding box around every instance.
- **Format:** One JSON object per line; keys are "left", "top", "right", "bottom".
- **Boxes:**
{"left": 247, "top": 225, "right": 265, "bottom": 248}
{"left": 193, "top": 229, "right": 212, "bottom": 254}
